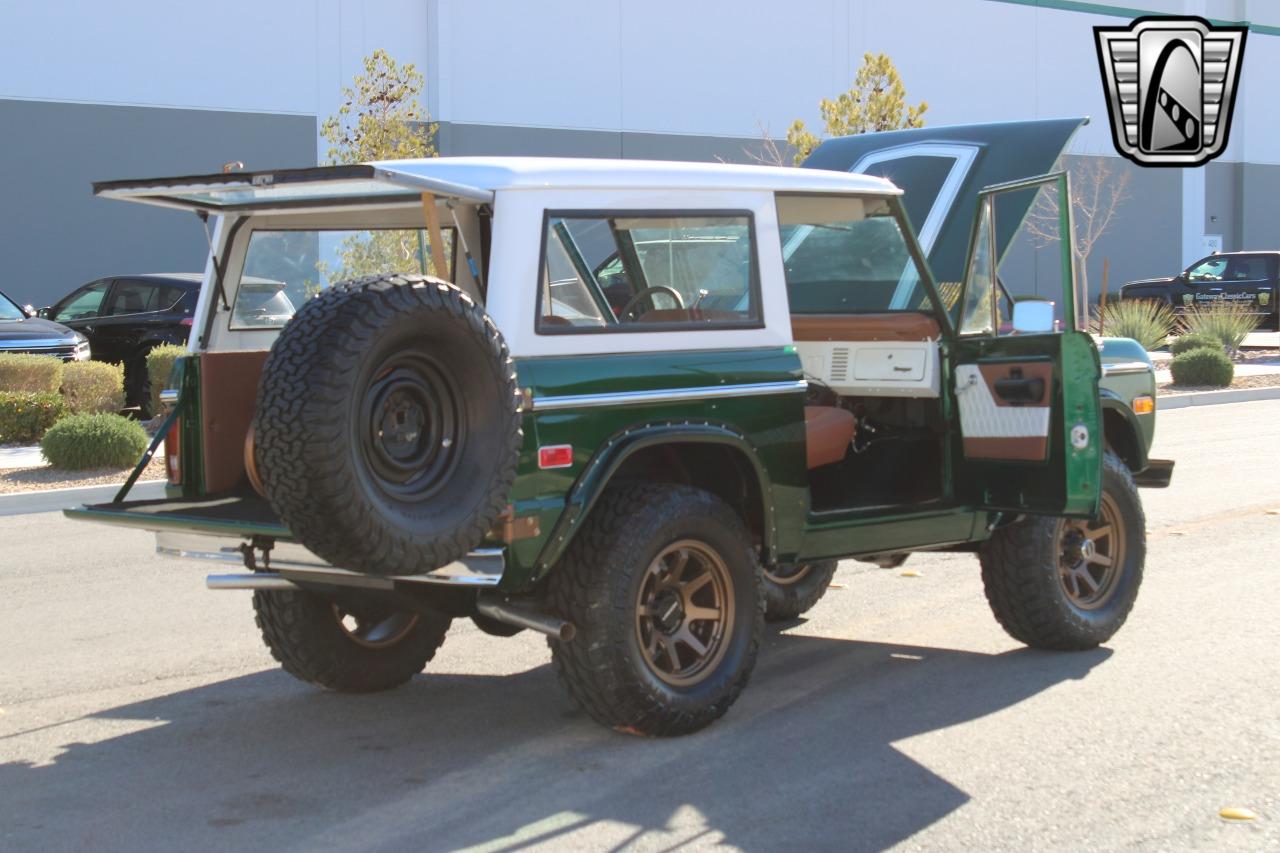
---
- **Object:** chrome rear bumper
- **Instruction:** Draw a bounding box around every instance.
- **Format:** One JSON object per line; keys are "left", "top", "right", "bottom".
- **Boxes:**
{"left": 156, "top": 531, "right": 505, "bottom": 589}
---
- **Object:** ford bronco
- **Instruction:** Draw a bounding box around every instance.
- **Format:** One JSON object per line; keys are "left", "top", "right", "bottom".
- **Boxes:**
{"left": 69, "top": 119, "right": 1172, "bottom": 736}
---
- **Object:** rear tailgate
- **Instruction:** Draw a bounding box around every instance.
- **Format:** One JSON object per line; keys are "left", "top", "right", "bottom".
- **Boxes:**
{"left": 63, "top": 492, "right": 286, "bottom": 538}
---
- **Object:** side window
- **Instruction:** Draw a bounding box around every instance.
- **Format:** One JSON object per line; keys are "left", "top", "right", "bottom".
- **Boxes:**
{"left": 1226, "top": 256, "right": 1267, "bottom": 281}
{"left": 1187, "top": 257, "right": 1227, "bottom": 281}
{"left": 538, "top": 213, "right": 760, "bottom": 332}
{"left": 52, "top": 281, "right": 110, "bottom": 321}
{"left": 106, "top": 281, "right": 159, "bottom": 316}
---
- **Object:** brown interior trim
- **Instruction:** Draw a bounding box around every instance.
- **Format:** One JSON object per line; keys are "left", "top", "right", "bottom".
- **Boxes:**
{"left": 200, "top": 350, "right": 269, "bottom": 493}
{"left": 963, "top": 436, "right": 1048, "bottom": 461}
{"left": 791, "top": 312, "right": 941, "bottom": 343}
{"left": 977, "top": 361, "right": 1053, "bottom": 408}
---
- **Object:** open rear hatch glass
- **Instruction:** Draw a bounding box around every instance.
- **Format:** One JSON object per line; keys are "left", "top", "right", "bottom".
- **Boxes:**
{"left": 92, "top": 163, "right": 494, "bottom": 213}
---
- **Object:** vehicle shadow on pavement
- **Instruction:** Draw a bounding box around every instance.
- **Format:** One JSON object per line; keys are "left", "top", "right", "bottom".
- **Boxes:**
{"left": 0, "top": 631, "right": 1110, "bottom": 852}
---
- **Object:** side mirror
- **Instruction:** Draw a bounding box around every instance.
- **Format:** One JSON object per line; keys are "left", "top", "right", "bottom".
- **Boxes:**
{"left": 36, "top": 306, "right": 52, "bottom": 319}
{"left": 1180, "top": 271, "right": 1190, "bottom": 282}
{"left": 1011, "top": 299, "right": 1056, "bottom": 334}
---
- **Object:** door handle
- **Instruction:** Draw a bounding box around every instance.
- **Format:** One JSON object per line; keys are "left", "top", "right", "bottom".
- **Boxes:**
{"left": 994, "top": 377, "right": 1045, "bottom": 404}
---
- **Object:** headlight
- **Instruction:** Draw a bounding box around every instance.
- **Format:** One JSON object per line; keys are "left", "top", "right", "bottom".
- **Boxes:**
{"left": 73, "top": 339, "right": 91, "bottom": 361}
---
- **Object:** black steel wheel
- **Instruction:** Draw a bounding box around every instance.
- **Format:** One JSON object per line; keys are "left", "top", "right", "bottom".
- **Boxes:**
{"left": 549, "top": 483, "right": 763, "bottom": 736}
{"left": 760, "top": 560, "right": 838, "bottom": 622}
{"left": 980, "top": 452, "right": 1145, "bottom": 650}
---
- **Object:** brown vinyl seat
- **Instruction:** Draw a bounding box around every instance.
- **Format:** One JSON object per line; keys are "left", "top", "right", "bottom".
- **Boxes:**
{"left": 804, "top": 405, "right": 856, "bottom": 469}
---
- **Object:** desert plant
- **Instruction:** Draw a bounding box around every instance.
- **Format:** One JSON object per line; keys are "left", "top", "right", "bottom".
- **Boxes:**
{"left": 1177, "top": 301, "right": 1261, "bottom": 356}
{"left": 61, "top": 360, "right": 124, "bottom": 414}
{"left": 0, "top": 391, "right": 67, "bottom": 443}
{"left": 1169, "top": 347, "right": 1234, "bottom": 387}
{"left": 0, "top": 353, "right": 64, "bottom": 394}
{"left": 40, "top": 412, "right": 149, "bottom": 470}
{"left": 1168, "top": 332, "right": 1221, "bottom": 356}
{"left": 146, "top": 344, "right": 187, "bottom": 416}
{"left": 1090, "top": 300, "right": 1175, "bottom": 351}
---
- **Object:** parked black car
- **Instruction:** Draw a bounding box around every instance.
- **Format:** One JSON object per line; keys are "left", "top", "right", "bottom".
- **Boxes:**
{"left": 0, "top": 287, "right": 91, "bottom": 362}
{"left": 1119, "top": 251, "right": 1279, "bottom": 330}
{"left": 40, "top": 273, "right": 294, "bottom": 414}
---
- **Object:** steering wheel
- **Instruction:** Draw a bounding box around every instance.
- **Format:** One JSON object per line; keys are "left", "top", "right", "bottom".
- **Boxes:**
{"left": 618, "top": 286, "right": 685, "bottom": 321}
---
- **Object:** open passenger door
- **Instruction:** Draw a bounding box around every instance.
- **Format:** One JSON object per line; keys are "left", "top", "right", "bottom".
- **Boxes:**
{"left": 949, "top": 173, "right": 1100, "bottom": 517}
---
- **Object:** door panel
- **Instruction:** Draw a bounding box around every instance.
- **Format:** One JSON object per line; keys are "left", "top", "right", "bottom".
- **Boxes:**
{"left": 955, "top": 360, "right": 1052, "bottom": 461}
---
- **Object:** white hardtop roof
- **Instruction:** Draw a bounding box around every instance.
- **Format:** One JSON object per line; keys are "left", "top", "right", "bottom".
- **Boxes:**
{"left": 372, "top": 156, "right": 902, "bottom": 196}
{"left": 93, "top": 156, "right": 899, "bottom": 214}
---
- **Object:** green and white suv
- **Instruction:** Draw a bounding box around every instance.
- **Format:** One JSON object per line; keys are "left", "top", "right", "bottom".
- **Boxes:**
{"left": 70, "top": 118, "right": 1171, "bottom": 736}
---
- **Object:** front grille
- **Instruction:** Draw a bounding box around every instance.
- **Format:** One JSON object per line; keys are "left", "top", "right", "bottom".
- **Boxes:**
{"left": 0, "top": 344, "right": 78, "bottom": 361}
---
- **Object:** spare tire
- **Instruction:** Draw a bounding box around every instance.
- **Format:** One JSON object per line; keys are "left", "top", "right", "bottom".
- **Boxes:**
{"left": 252, "top": 274, "right": 521, "bottom": 575}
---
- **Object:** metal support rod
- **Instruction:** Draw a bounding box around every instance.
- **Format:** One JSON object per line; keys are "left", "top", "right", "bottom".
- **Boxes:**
{"left": 206, "top": 573, "right": 299, "bottom": 591}
{"left": 476, "top": 598, "right": 575, "bottom": 642}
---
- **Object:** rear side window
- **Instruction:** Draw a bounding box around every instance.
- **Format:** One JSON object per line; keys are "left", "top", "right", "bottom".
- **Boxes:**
{"left": 538, "top": 212, "right": 760, "bottom": 332}
{"left": 1226, "top": 256, "right": 1268, "bottom": 281}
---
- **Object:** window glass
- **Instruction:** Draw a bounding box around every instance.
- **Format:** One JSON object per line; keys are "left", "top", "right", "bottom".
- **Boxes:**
{"left": 53, "top": 281, "right": 110, "bottom": 321}
{"left": 107, "top": 281, "right": 160, "bottom": 315}
{"left": 539, "top": 214, "right": 758, "bottom": 331}
{"left": 776, "top": 195, "right": 924, "bottom": 312}
{"left": 0, "top": 291, "right": 26, "bottom": 321}
{"left": 235, "top": 228, "right": 453, "bottom": 330}
{"left": 959, "top": 202, "right": 996, "bottom": 335}
{"left": 1226, "top": 256, "right": 1268, "bottom": 281}
{"left": 1187, "top": 257, "right": 1227, "bottom": 281}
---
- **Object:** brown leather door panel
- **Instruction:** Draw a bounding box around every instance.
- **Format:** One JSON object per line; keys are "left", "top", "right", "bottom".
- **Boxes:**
{"left": 957, "top": 360, "right": 1053, "bottom": 461}
{"left": 199, "top": 350, "right": 268, "bottom": 493}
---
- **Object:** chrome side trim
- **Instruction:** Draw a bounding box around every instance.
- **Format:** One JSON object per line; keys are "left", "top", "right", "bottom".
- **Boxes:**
{"left": 530, "top": 379, "right": 808, "bottom": 411}
{"left": 207, "top": 573, "right": 298, "bottom": 591}
{"left": 157, "top": 530, "right": 504, "bottom": 588}
{"left": 1101, "top": 361, "right": 1153, "bottom": 376}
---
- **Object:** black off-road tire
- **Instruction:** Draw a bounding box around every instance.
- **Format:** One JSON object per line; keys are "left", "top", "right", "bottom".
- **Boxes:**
{"left": 548, "top": 483, "right": 764, "bottom": 736}
{"left": 252, "top": 274, "right": 521, "bottom": 575}
{"left": 253, "top": 589, "right": 451, "bottom": 692}
{"left": 761, "top": 560, "right": 838, "bottom": 622}
{"left": 980, "top": 452, "right": 1145, "bottom": 650}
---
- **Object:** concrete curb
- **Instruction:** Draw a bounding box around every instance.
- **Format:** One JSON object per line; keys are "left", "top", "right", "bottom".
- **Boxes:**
{"left": 1158, "top": 384, "right": 1280, "bottom": 410}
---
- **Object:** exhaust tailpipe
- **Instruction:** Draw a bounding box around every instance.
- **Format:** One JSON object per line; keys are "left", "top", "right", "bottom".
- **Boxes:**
{"left": 477, "top": 597, "right": 575, "bottom": 642}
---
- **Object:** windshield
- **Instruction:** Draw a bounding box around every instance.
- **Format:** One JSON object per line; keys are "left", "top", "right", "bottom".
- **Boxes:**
{"left": 234, "top": 227, "right": 454, "bottom": 329}
{"left": 777, "top": 195, "right": 928, "bottom": 313}
{"left": 0, "top": 291, "right": 24, "bottom": 321}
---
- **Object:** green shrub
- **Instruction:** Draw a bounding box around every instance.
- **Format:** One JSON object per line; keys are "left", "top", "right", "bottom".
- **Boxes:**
{"left": 1170, "top": 347, "right": 1234, "bottom": 387}
{"left": 40, "top": 413, "right": 149, "bottom": 470}
{"left": 1178, "top": 301, "right": 1262, "bottom": 355}
{"left": 0, "top": 392, "right": 67, "bottom": 443}
{"left": 1091, "top": 300, "right": 1176, "bottom": 351}
{"left": 146, "top": 344, "right": 187, "bottom": 415}
{"left": 1168, "top": 332, "right": 1221, "bottom": 356}
{"left": 61, "top": 361, "right": 125, "bottom": 414}
{"left": 0, "top": 353, "right": 64, "bottom": 393}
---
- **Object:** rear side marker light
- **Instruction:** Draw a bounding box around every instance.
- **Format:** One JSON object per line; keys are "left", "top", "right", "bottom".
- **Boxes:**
{"left": 538, "top": 445, "right": 574, "bottom": 469}
{"left": 165, "top": 419, "right": 182, "bottom": 485}
{"left": 1132, "top": 395, "right": 1154, "bottom": 414}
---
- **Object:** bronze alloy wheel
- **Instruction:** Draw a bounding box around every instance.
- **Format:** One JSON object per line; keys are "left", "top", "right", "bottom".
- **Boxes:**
{"left": 635, "top": 540, "right": 736, "bottom": 687}
{"left": 761, "top": 563, "right": 813, "bottom": 586}
{"left": 1057, "top": 491, "right": 1127, "bottom": 610}
{"left": 332, "top": 604, "right": 421, "bottom": 649}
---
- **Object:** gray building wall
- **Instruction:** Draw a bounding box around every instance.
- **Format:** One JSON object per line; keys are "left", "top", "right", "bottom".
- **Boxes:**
{"left": 1000, "top": 155, "right": 1184, "bottom": 307}
{"left": 0, "top": 99, "right": 316, "bottom": 307}
{"left": 436, "top": 121, "right": 779, "bottom": 164}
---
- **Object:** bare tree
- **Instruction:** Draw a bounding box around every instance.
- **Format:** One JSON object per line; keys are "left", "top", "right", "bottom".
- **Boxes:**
{"left": 1024, "top": 154, "right": 1131, "bottom": 304}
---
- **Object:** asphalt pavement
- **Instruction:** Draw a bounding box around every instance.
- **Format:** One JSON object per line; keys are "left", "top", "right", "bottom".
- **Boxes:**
{"left": 1, "top": 401, "right": 1278, "bottom": 851}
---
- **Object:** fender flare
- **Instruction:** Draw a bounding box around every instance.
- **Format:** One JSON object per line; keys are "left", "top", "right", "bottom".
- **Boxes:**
{"left": 532, "top": 421, "right": 775, "bottom": 578}
{"left": 1098, "top": 389, "right": 1148, "bottom": 472}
